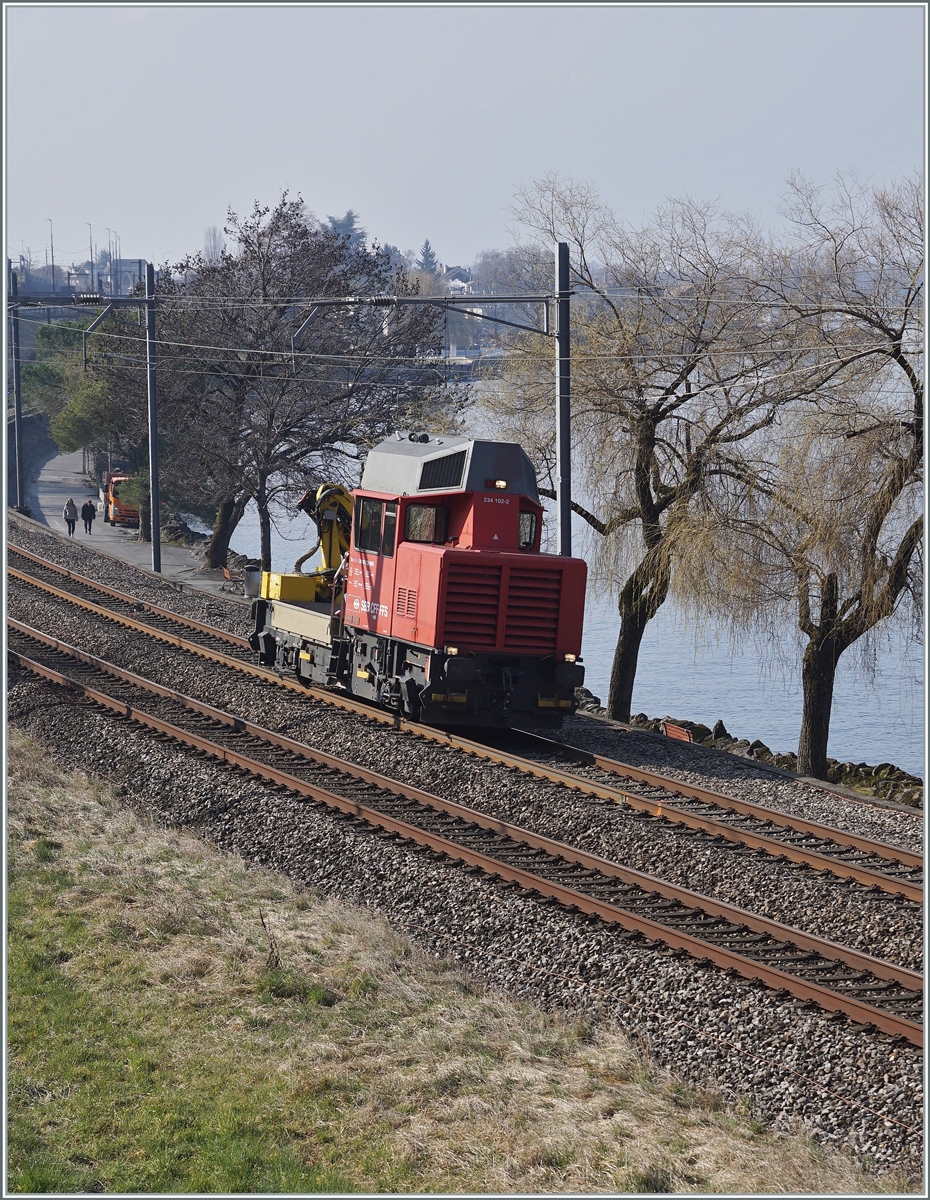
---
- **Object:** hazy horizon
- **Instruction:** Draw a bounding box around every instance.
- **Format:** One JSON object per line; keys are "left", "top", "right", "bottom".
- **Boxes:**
{"left": 5, "top": 4, "right": 924, "bottom": 274}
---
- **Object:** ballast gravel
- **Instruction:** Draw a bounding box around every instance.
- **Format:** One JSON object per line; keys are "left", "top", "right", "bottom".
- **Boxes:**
{"left": 8, "top": 574, "right": 923, "bottom": 973}
{"left": 6, "top": 666, "right": 923, "bottom": 1179}
{"left": 549, "top": 715, "right": 925, "bottom": 856}
{"left": 8, "top": 516, "right": 254, "bottom": 639}
{"left": 9, "top": 515, "right": 921, "bottom": 847}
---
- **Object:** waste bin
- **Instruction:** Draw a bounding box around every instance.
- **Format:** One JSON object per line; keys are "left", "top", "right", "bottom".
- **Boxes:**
{"left": 243, "top": 566, "right": 262, "bottom": 599}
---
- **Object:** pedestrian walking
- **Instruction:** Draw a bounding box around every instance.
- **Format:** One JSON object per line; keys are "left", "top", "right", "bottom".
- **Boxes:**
{"left": 81, "top": 499, "right": 97, "bottom": 535}
{"left": 63, "top": 498, "right": 78, "bottom": 537}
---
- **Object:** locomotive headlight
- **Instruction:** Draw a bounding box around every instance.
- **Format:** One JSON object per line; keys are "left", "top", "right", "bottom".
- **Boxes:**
{"left": 494, "top": 479, "right": 507, "bottom": 489}
{"left": 563, "top": 653, "right": 577, "bottom": 662}
{"left": 445, "top": 646, "right": 459, "bottom": 656}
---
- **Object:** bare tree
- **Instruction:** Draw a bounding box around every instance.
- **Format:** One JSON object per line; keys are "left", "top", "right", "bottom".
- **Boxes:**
{"left": 78, "top": 196, "right": 449, "bottom": 566}
{"left": 685, "top": 173, "right": 923, "bottom": 778}
{"left": 160, "top": 194, "right": 447, "bottom": 569}
{"left": 485, "top": 176, "right": 836, "bottom": 721}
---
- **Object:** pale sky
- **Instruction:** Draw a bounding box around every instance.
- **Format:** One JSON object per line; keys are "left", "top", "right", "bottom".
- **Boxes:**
{"left": 4, "top": 3, "right": 926, "bottom": 273}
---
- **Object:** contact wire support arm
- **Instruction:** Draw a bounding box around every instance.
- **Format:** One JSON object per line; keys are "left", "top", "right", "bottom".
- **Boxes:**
{"left": 290, "top": 305, "right": 320, "bottom": 370}
{"left": 81, "top": 303, "right": 116, "bottom": 369}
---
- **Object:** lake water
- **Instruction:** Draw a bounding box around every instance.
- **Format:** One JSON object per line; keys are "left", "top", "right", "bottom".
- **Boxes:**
{"left": 229, "top": 499, "right": 924, "bottom": 778}
{"left": 581, "top": 601, "right": 923, "bottom": 779}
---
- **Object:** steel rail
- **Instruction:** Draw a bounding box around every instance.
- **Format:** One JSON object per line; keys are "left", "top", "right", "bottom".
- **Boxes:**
{"left": 309, "top": 685, "right": 923, "bottom": 898}
{"left": 9, "top": 635, "right": 922, "bottom": 1048}
{"left": 446, "top": 738, "right": 924, "bottom": 901}
{"left": 8, "top": 559, "right": 921, "bottom": 901}
{"left": 8, "top": 617, "right": 921, "bottom": 986}
{"left": 7, "top": 566, "right": 270, "bottom": 672}
{"left": 8, "top": 544, "right": 250, "bottom": 649}
{"left": 515, "top": 729, "right": 924, "bottom": 871}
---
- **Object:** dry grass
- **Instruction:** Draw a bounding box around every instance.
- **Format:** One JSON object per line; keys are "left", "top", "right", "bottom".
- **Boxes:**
{"left": 6, "top": 727, "right": 916, "bottom": 1194}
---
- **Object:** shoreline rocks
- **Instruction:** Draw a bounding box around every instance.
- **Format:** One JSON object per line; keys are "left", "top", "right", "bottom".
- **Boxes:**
{"left": 160, "top": 516, "right": 261, "bottom": 574}
{"left": 573, "top": 690, "right": 923, "bottom": 809}
{"left": 160, "top": 512, "right": 211, "bottom": 548}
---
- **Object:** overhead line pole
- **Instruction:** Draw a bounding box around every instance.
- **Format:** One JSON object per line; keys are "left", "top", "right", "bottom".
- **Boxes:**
{"left": 13, "top": 277, "right": 157, "bottom": 553}
{"left": 288, "top": 252, "right": 574, "bottom": 554}
{"left": 13, "top": 246, "right": 574, "bottom": 563}
{"left": 555, "top": 243, "right": 572, "bottom": 556}
{"left": 48, "top": 219, "right": 55, "bottom": 295}
{"left": 8, "top": 267, "right": 27, "bottom": 513}
{"left": 145, "top": 263, "right": 161, "bottom": 573}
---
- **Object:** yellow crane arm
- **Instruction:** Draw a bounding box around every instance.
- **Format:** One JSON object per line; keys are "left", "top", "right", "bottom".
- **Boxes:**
{"left": 259, "top": 484, "right": 354, "bottom": 604}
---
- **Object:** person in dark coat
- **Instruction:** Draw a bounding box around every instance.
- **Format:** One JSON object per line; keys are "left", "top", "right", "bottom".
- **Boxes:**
{"left": 81, "top": 499, "right": 97, "bottom": 534}
{"left": 63, "top": 498, "right": 78, "bottom": 537}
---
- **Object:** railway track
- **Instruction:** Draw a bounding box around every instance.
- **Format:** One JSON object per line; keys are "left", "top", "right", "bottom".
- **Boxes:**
{"left": 8, "top": 619, "right": 923, "bottom": 1048}
{"left": 8, "top": 543, "right": 922, "bottom": 905}
{"left": 498, "top": 729, "right": 924, "bottom": 897}
{"left": 8, "top": 544, "right": 255, "bottom": 661}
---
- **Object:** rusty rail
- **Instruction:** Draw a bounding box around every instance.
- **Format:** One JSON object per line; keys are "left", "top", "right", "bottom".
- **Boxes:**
{"left": 9, "top": 547, "right": 922, "bottom": 903}
{"left": 8, "top": 626, "right": 923, "bottom": 1047}
{"left": 8, "top": 544, "right": 250, "bottom": 649}
{"left": 516, "top": 729, "right": 923, "bottom": 871}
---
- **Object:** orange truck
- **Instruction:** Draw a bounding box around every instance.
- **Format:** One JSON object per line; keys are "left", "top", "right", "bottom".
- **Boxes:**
{"left": 101, "top": 473, "right": 140, "bottom": 526}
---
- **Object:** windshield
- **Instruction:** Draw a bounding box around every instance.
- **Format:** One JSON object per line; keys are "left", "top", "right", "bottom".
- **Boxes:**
{"left": 404, "top": 504, "right": 448, "bottom": 544}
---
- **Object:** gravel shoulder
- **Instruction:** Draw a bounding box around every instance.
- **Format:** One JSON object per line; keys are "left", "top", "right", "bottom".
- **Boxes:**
{"left": 550, "top": 715, "right": 925, "bottom": 853}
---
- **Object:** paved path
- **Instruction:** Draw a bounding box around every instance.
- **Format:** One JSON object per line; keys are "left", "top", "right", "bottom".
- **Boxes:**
{"left": 21, "top": 449, "right": 246, "bottom": 604}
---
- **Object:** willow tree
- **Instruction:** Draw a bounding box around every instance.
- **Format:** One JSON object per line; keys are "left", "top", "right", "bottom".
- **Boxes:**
{"left": 683, "top": 173, "right": 923, "bottom": 778}
{"left": 485, "top": 177, "right": 836, "bottom": 721}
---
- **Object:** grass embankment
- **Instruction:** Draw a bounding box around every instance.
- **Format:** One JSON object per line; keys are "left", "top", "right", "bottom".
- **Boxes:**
{"left": 6, "top": 728, "right": 914, "bottom": 1194}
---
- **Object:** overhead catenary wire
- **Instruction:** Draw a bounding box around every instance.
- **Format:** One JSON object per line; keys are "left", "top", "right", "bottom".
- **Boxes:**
{"left": 57, "top": 352, "right": 917, "bottom": 407}
{"left": 154, "top": 296, "right": 921, "bottom": 312}
{"left": 9, "top": 276, "right": 919, "bottom": 314}
{"left": 16, "top": 313, "right": 916, "bottom": 368}
{"left": 86, "top": 362, "right": 450, "bottom": 388}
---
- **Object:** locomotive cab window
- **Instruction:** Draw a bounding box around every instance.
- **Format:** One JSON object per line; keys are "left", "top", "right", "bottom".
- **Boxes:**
{"left": 404, "top": 503, "right": 448, "bottom": 544}
{"left": 355, "top": 497, "right": 384, "bottom": 553}
{"left": 519, "top": 511, "right": 538, "bottom": 550}
{"left": 382, "top": 502, "right": 397, "bottom": 557}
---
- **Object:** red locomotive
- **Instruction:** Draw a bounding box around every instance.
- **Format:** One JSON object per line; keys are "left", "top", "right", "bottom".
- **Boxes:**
{"left": 250, "top": 432, "right": 587, "bottom": 727}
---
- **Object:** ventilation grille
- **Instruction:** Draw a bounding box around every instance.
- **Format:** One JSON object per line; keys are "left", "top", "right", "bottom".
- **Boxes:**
{"left": 419, "top": 450, "right": 467, "bottom": 491}
{"left": 395, "top": 587, "right": 417, "bottom": 619}
{"left": 504, "top": 567, "right": 561, "bottom": 654}
{"left": 442, "top": 562, "right": 501, "bottom": 650}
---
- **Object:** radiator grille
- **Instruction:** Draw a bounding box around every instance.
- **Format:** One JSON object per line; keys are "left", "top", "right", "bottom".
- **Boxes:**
{"left": 442, "top": 562, "right": 501, "bottom": 649}
{"left": 504, "top": 567, "right": 561, "bottom": 653}
{"left": 419, "top": 450, "right": 467, "bottom": 491}
{"left": 395, "top": 587, "right": 417, "bottom": 619}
